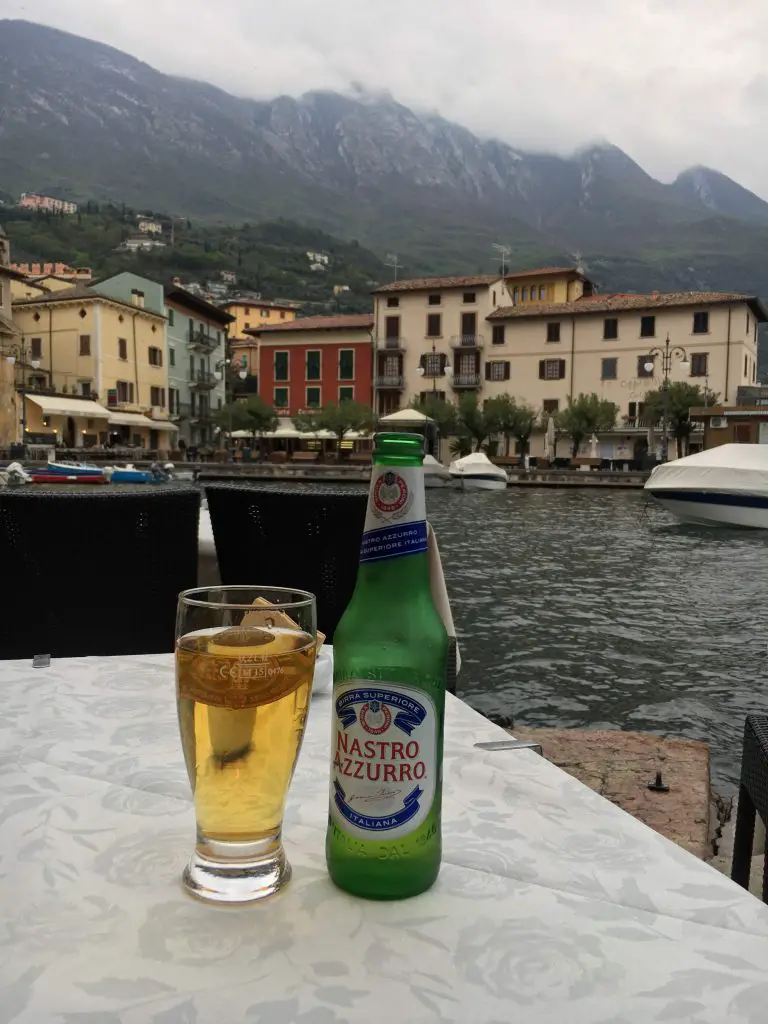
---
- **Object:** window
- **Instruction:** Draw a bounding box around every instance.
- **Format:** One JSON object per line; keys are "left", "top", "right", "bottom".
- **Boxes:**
{"left": 169, "top": 388, "right": 179, "bottom": 414}
{"left": 339, "top": 349, "right": 354, "bottom": 380}
{"left": 426, "top": 313, "right": 442, "bottom": 338}
{"left": 274, "top": 387, "right": 289, "bottom": 408}
{"left": 419, "top": 391, "right": 446, "bottom": 404}
{"left": 116, "top": 380, "right": 134, "bottom": 403}
{"left": 744, "top": 354, "right": 748, "bottom": 378}
{"left": 168, "top": 308, "right": 175, "bottom": 327}
{"left": 80, "top": 380, "right": 91, "bottom": 396}
{"left": 306, "top": 350, "right": 321, "bottom": 380}
{"left": 603, "top": 318, "right": 618, "bottom": 340}
{"left": 260, "top": 309, "right": 269, "bottom": 318}
{"left": 690, "top": 353, "right": 709, "bottom": 377}
{"left": 638, "top": 355, "right": 654, "bottom": 378}
{"left": 522, "top": 287, "right": 529, "bottom": 301}
{"left": 538, "top": 285, "right": 546, "bottom": 300}
{"left": 538, "top": 359, "right": 566, "bottom": 380}
{"left": 421, "top": 353, "right": 444, "bottom": 377}
{"left": 244, "top": 306, "right": 251, "bottom": 315}
{"left": 306, "top": 386, "right": 321, "bottom": 408}
{"left": 280, "top": 311, "right": 286, "bottom": 320}
{"left": 169, "top": 347, "right": 175, "bottom": 367}
{"left": 386, "top": 297, "right": 400, "bottom": 308}
{"left": 513, "top": 287, "right": 520, "bottom": 303}
{"left": 150, "top": 386, "right": 166, "bottom": 407}
{"left": 640, "top": 315, "right": 656, "bottom": 338}
{"left": 542, "top": 399, "right": 559, "bottom": 414}
{"left": 546, "top": 322, "right": 561, "bottom": 343}
{"left": 131, "top": 289, "right": 145, "bottom": 308}
{"left": 148, "top": 346, "right": 163, "bottom": 367}
{"left": 339, "top": 386, "right": 354, "bottom": 401}
{"left": 462, "top": 292, "right": 476, "bottom": 304}
{"left": 492, "top": 324, "right": 505, "bottom": 345}
{"left": 385, "top": 316, "right": 400, "bottom": 340}
{"left": 274, "top": 351, "right": 289, "bottom": 381}
{"left": 30, "top": 337, "right": 42, "bottom": 360}
{"left": 244, "top": 322, "right": 250, "bottom": 330}
{"left": 118, "top": 338, "right": 128, "bottom": 360}
{"left": 693, "top": 311, "right": 709, "bottom": 334}
{"left": 29, "top": 375, "right": 46, "bottom": 390}
{"left": 79, "top": 334, "right": 91, "bottom": 356}
{"left": 601, "top": 357, "right": 618, "bottom": 380}
{"left": 428, "top": 294, "right": 441, "bottom": 306}
{"left": 485, "top": 360, "right": 510, "bottom": 381}
{"left": 747, "top": 313, "right": 751, "bottom": 334}
{"left": 492, "top": 290, "right": 496, "bottom": 305}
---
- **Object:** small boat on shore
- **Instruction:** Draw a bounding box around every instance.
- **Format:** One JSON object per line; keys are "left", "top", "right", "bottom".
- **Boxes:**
{"left": 41, "top": 461, "right": 104, "bottom": 477}
{"left": 449, "top": 452, "right": 508, "bottom": 491}
{"left": 423, "top": 454, "right": 452, "bottom": 488}
{"left": 645, "top": 443, "right": 768, "bottom": 529}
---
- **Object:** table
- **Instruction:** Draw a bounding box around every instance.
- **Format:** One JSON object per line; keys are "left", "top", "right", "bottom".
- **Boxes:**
{"left": 3, "top": 656, "right": 768, "bottom": 1023}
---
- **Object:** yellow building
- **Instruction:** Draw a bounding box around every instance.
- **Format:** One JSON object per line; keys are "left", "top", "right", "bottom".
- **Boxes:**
{"left": 222, "top": 298, "right": 299, "bottom": 340}
{"left": 11, "top": 284, "right": 176, "bottom": 450}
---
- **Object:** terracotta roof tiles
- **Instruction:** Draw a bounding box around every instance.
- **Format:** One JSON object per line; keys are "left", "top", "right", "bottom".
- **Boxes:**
{"left": 488, "top": 291, "right": 768, "bottom": 321}
{"left": 245, "top": 313, "right": 373, "bottom": 335}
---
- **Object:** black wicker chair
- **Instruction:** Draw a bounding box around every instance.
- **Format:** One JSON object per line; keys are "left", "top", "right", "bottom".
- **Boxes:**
{"left": 0, "top": 484, "right": 200, "bottom": 659}
{"left": 205, "top": 483, "right": 367, "bottom": 644}
{"left": 205, "top": 482, "right": 458, "bottom": 692}
{"left": 731, "top": 715, "right": 768, "bottom": 902}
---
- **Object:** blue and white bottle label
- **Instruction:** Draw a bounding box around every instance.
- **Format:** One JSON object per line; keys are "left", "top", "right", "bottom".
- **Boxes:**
{"left": 330, "top": 681, "right": 437, "bottom": 841}
{"left": 360, "top": 465, "right": 428, "bottom": 563}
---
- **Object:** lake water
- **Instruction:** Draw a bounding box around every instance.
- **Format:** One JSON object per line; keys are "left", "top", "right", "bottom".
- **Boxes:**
{"left": 426, "top": 488, "right": 768, "bottom": 794}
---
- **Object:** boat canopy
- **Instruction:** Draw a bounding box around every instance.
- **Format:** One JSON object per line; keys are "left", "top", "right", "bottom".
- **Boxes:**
{"left": 645, "top": 444, "right": 768, "bottom": 494}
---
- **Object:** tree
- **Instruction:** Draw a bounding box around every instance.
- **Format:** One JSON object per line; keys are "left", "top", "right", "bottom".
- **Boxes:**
{"left": 559, "top": 393, "right": 619, "bottom": 459}
{"left": 295, "top": 400, "right": 373, "bottom": 455}
{"left": 411, "top": 395, "right": 458, "bottom": 436}
{"left": 510, "top": 400, "right": 537, "bottom": 462}
{"left": 483, "top": 395, "right": 535, "bottom": 461}
{"left": 456, "top": 394, "right": 497, "bottom": 452}
{"left": 216, "top": 395, "right": 278, "bottom": 456}
{"left": 643, "top": 382, "right": 717, "bottom": 459}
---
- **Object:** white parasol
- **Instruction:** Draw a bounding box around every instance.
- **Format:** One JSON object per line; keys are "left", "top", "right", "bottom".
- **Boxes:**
{"left": 544, "top": 415, "right": 556, "bottom": 462}
{"left": 589, "top": 433, "right": 600, "bottom": 459}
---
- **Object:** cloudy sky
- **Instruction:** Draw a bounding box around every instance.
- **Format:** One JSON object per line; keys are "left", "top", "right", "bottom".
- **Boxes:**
{"left": 4, "top": 0, "right": 768, "bottom": 196}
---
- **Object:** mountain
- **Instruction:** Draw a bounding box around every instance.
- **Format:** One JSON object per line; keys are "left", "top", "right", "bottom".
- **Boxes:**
{"left": 3, "top": 19, "right": 768, "bottom": 294}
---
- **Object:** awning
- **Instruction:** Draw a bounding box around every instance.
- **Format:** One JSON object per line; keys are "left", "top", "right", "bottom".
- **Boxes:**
{"left": 107, "top": 412, "right": 157, "bottom": 428}
{"left": 28, "top": 395, "right": 111, "bottom": 419}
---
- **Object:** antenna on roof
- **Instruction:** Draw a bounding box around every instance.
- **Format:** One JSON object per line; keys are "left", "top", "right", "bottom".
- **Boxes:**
{"left": 384, "top": 253, "right": 402, "bottom": 281}
{"left": 492, "top": 243, "right": 511, "bottom": 276}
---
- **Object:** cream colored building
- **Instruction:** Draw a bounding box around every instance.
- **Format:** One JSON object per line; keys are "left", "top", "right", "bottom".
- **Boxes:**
{"left": 222, "top": 298, "right": 300, "bottom": 341}
{"left": 372, "top": 268, "right": 590, "bottom": 416}
{"left": 372, "top": 269, "right": 766, "bottom": 461}
{"left": 11, "top": 285, "right": 176, "bottom": 449}
{"left": 0, "top": 224, "right": 23, "bottom": 446}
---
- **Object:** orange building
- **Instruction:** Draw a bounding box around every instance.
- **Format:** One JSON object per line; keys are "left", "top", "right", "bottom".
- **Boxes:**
{"left": 246, "top": 314, "right": 374, "bottom": 416}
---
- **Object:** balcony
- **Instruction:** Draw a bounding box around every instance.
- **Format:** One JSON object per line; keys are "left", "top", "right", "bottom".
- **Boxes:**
{"left": 190, "top": 370, "right": 218, "bottom": 390}
{"left": 377, "top": 337, "right": 406, "bottom": 351}
{"left": 188, "top": 329, "right": 221, "bottom": 353}
{"left": 375, "top": 374, "right": 404, "bottom": 390}
{"left": 451, "top": 334, "right": 484, "bottom": 350}
{"left": 451, "top": 373, "right": 481, "bottom": 389}
{"left": 190, "top": 409, "right": 217, "bottom": 425}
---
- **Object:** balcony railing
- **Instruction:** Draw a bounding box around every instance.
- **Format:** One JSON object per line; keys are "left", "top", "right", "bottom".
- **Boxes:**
{"left": 378, "top": 337, "right": 406, "bottom": 351}
{"left": 190, "top": 370, "right": 218, "bottom": 390}
{"left": 451, "top": 373, "right": 481, "bottom": 388}
{"left": 621, "top": 417, "right": 704, "bottom": 432}
{"left": 375, "top": 374, "right": 404, "bottom": 390}
{"left": 188, "top": 329, "right": 221, "bottom": 352}
{"left": 451, "top": 334, "right": 484, "bottom": 349}
{"left": 190, "top": 409, "right": 216, "bottom": 425}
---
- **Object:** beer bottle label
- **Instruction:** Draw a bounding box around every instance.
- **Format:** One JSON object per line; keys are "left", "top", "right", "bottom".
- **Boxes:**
{"left": 359, "top": 465, "right": 428, "bottom": 563}
{"left": 330, "top": 681, "right": 438, "bottom": 841}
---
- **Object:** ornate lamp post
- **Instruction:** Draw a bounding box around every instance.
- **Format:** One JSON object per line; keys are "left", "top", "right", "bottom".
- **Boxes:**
{"left": 644, "top": 334, "right": 689, "bottom": 463}
{"left": 416, "top": 342, "right": 451, "bottom": 456}
{"left": 4, "top": 342, "right": 41, "bottom": 452}
{"left": 214, "top": 358, "right": 248, "bottom": 444}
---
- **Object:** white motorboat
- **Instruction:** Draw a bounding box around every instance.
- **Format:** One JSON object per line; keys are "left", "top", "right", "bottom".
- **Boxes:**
{"left": 645, "top": 443, "right": 768, "bottom": 529}
{"left": 449, "top": 452, "right": 508, "bottom": 491}
{"left": 423, "top": 453, "right": 452, "bottom": 488}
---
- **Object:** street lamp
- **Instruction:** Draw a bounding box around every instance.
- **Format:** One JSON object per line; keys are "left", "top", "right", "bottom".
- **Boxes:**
{"left": 214, "top": 358, "right": 248, "bottom": 444}
{"left": 644, "top": 333, "right": 689, "bottom": 463}
{"left": 416, "top": 342, "right": 452, "bottom": 456}
{"left": 4, "top": 342, "right": 41, "bottom": 452}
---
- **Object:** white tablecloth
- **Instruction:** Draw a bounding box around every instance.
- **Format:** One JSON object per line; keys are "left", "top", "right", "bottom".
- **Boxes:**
{"left": 2, "top": 654, "right": 768, "bottom": 1023}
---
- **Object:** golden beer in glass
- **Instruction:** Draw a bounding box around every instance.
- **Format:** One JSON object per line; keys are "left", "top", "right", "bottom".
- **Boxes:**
{"left": 175, "top": 586, "right": 316, "bottom": 903}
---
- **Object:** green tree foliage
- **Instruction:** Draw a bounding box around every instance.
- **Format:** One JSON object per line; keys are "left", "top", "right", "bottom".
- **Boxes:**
{"left": 216, "top": 395, "right": 278, "bottom": 454}
{"left": 411, "top": 395, "right": 458, "bottom": 436}
{"left": 455, "top": 394, "right": 495, "bottom": 452}
{"left": 294, "top": 400, "right": 373, "bottom": 454}
{"left": 485, "top": 395, "right": 538, "bottom": 461}
{"left": 642, "top": 382, "right": 717, "bottom": 458}
{"left": 559, "top": 393, "right": 619, "bottom": 458}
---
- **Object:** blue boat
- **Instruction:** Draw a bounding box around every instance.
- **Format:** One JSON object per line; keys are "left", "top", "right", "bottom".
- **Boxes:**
{"left": 109, "top": 467, "right": 153, "bottom": 484}
{"left": 42, "top": 461, "right": 105, "bottom": 477}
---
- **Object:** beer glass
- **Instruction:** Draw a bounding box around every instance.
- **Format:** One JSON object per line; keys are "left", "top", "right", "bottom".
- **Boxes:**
{"left": 175, "top": 586, "right": 317, "bottom": 904}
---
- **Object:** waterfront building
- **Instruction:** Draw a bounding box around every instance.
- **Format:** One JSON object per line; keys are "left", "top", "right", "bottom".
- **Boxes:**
{"left": 245, "top": 313, "right": 374, "bottom": 416}
{"left": 11, "top": 272, "right": 176, "bottom": 449}
{"left": 9, "top": 262, "right": 92, "bottom": 283}
{"left": 222, "top": 297, "right": 300, "bottom": 341}
{"left": 19, "top": 192, "right": 78, "bottom": 215}
{"left": 164, "top": 283, "right": 233, "bottom": 446}
{"left": 691, "top": 386, "right": 768, "bottom": 449}
{"left": 137, "top": 218, "right": 164, "bottom": 235}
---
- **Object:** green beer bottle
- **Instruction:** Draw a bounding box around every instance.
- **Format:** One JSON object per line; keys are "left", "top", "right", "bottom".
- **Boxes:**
{"left": 326, "top": 432, "right": 448, "bottom": 899}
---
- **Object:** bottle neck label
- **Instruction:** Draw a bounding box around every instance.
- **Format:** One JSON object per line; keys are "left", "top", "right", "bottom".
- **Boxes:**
{"left": 330, "top": 680, "right": 438, "bottom": 841}
{"left": 360, "top": 465, "right": 428, "bottom": 564}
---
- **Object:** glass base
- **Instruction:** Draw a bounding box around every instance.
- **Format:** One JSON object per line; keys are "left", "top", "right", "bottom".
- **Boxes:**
{"left": 182, "top": 834, "right": 291, "bottom": 904}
